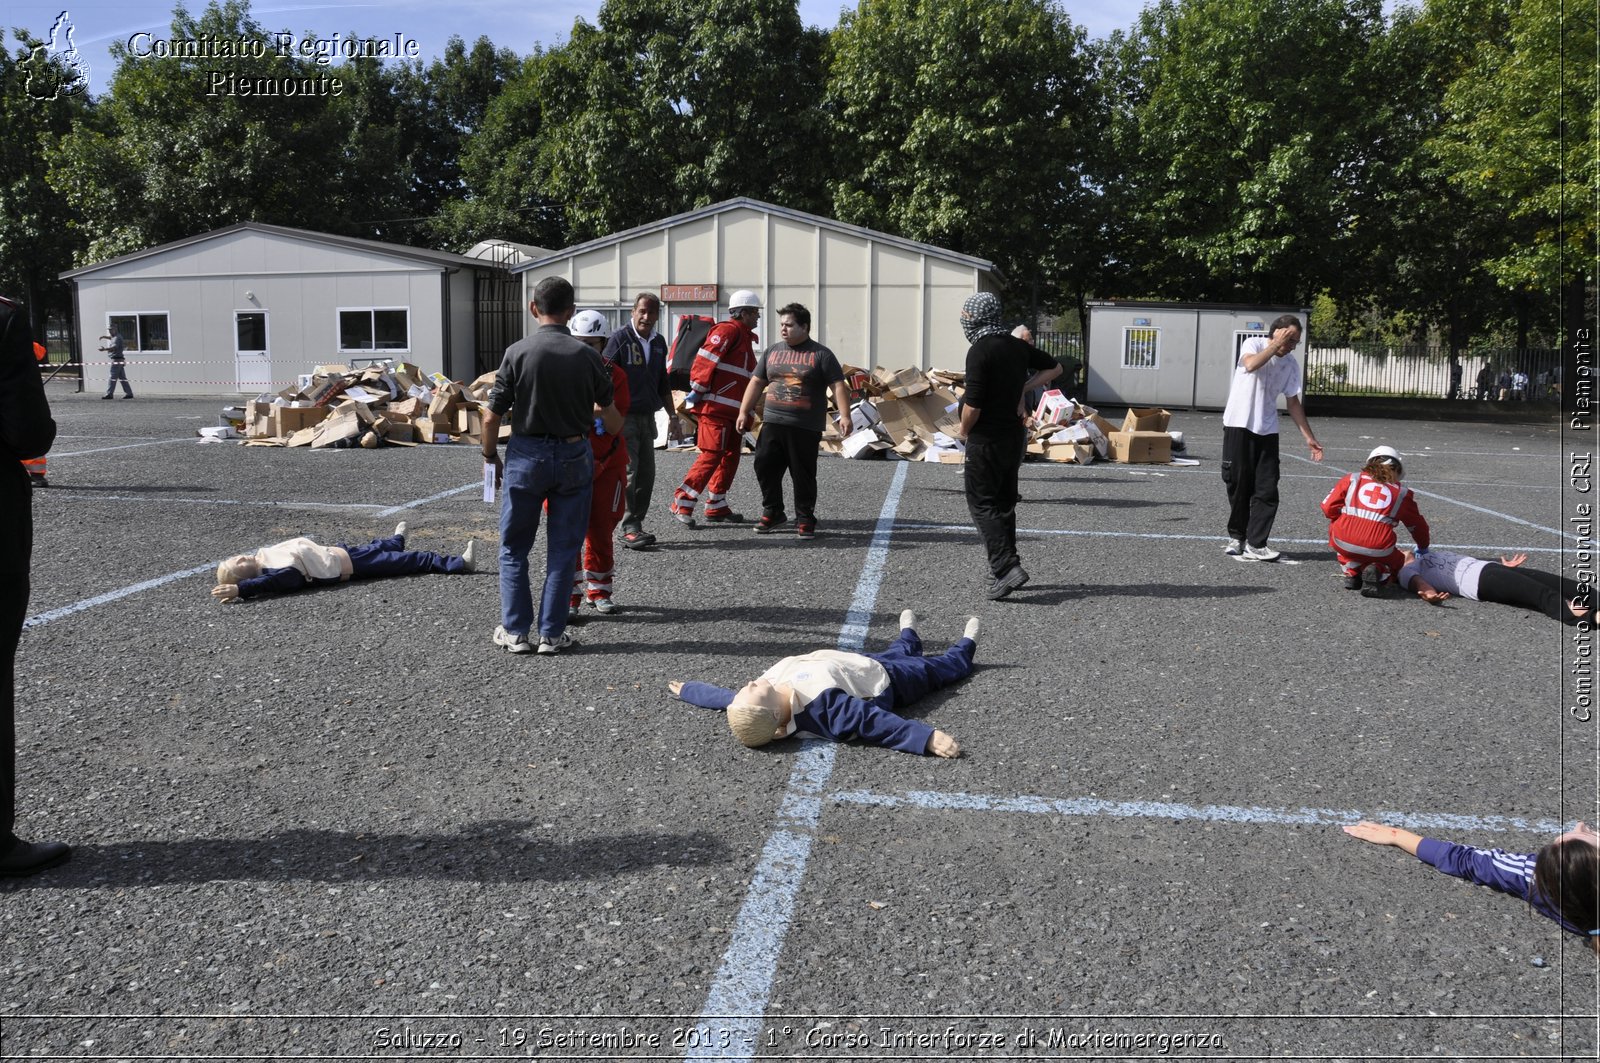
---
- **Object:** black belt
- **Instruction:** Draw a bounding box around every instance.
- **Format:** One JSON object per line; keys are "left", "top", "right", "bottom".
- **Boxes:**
{"left": 525, "top": 433, "right": 583, "bottom": 443}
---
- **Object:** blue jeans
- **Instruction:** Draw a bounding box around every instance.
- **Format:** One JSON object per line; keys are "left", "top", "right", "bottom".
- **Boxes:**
{"left": 342, "top": 534, "right": 466, "bottom": 578}
{"left": 499, "top": 435, "right": 593, "bottom": 639}
{"left": 866, "top": 628, "right": 977, "bottom": 709}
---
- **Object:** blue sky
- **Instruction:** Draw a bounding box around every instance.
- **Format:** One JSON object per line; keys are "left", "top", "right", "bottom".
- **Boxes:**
{"left": 9, "top": 0, "right": 1156, "bottom": 97}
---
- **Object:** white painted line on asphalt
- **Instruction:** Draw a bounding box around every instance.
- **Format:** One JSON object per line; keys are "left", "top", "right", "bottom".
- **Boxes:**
{"left": 376, "top": 482, "right": 482, "bottom": 517}
{"left": 1286, "top": 453, "right": 1573, "bottom": 540}
{"left": 23, "top": 564, "right": 217, "bottom": 631}
{"left": 50, "top": 437, "right": 195, "bottom": 457}
{"left": 43, "top": 494, "right": 388, "bottom": 511}
{"left": 686, "top": 459, "right": 910, "bottom": 1062}
{"left": 895, "top": 523, "right": 1565, "bottom": 555}
{"left": 1281, "top": 473, "right": 1560, "bottom": 491}
{"left": 829, "top": 788, "right": 1567, "bottom": 836}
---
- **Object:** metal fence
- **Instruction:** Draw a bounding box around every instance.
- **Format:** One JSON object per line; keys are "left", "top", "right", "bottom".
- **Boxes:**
{"left": 1302, "top": 345, "right": 1562, "bottom": 401}
{"left": 1034, "top": 331, "right": 1086, "bottom": 393}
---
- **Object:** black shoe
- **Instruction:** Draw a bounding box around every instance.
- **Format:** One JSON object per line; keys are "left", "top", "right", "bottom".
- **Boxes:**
{"left": 755, "top": 514, "right": 788, "bottom": 534}
{"left": 795, "top": 518, "right": 816, "bottom": 540}
{"left": 988, "top": 565, "right": 1030, "bottom": 600}
{"left": 620, "top": 529, "right": 656, "bottom": 550}
{"left": 121, "top": 394, "right": 134, "bottom": 399}
{"left": 1342, "top": 574, "right": 1361, "bottom": 590}
{"left": 101, "top": 395, "right": 113, "bottom": 400}
{"left": 0, "top": 838, "right": 71, "bottom": 877}
{"left": 704, "top": 510, "right": 745, "bottom": 524}
{"left": 29, "top": 475, "right": 47, "bottom": 489}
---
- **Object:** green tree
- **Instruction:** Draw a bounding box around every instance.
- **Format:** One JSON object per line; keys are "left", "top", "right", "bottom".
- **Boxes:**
{"left": 1099, "top": 0, "right": 1387, "bottom": 305}
{"left": 449, "top": 0, "right": 830, "bottom": 248}
{"left": 0, "top": 28, "right": 91, "bottom": 328}
{"left": 826, "top": 0, "right": 1096, "bottom": 315}
{"left": 1430, "top": 0, "right": 1595, "bottom": 340}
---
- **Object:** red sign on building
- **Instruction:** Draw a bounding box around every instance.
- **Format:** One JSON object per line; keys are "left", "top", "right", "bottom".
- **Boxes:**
{"left": 660, "top": 284, "right": 718, "bottom": 303}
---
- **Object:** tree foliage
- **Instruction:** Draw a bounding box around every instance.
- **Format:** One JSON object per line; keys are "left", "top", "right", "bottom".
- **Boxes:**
{"left": 825, "top": 0, "right": 1095, "bottom": 312}
{"left": 0, "top": 28, "right": 91, "bottom": 324}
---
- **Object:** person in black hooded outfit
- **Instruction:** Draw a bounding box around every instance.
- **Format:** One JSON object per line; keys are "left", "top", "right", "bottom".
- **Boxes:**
{"left": 955, "top": 293, "right": 1061, "bottom": 600}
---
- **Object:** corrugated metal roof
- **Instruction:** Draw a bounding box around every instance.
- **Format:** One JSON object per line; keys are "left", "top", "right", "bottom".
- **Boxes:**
{"left": 62, "top": 221, "right": 500, "bottom": 279}
{"left": 510, "top": 197, "right": 1000, "bottom": 278}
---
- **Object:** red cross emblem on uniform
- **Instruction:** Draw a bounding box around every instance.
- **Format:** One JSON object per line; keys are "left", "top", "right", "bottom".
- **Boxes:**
{"left": 1359, "top": 482, "right": 1394, "bottom": 510}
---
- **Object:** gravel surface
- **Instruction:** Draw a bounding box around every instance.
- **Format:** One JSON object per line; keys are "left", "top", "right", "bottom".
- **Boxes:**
{"left": 2, "top": 390, "right": 1592, "bottom": 1059}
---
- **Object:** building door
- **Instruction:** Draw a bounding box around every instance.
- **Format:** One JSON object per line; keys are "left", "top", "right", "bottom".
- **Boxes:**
{"left": 234, "top": 310, "right": 271, "bottom": 393}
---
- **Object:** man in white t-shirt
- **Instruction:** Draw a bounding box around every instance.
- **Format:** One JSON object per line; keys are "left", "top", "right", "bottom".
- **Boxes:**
{"left": 1220, "top": 315, "right": 1324, "bottom": 561}
{"left": 1398, "top": 548, "right": 1590, "bottom": 625}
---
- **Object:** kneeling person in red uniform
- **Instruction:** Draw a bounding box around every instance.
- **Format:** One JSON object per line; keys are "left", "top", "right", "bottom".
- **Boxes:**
{"left": 671, "top": 290, "right": 761, "bottom": 526}
{"left": 1321, "top": 445, "right": 1430, "bottom": 594}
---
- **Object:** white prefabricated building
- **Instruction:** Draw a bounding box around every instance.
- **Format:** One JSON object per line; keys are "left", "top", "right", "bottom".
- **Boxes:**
{"left": 62, "top": 222, "right": 509, "bottom": 396}
{"left": 511, "top": 197, "right": 1003, "bottom": 372}
{"left": 1085, "top": 300, "right": 1310, "bottom": 410}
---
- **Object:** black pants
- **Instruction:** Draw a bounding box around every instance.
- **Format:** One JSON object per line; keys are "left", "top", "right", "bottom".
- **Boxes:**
{"left": 1478, "top": 563, "right": 1588, "bottom": 625}
{"left": 964, "top": 433, "right": 1023, "bottom": 578}
{"left": 753, "top": 422, "right": 822, "bottom": 520}
{"left": 1, "top": 572, "right": 27, "bottom": 848}
{"left": 1221, "top": 426, "right": 1280, "bottom": 548}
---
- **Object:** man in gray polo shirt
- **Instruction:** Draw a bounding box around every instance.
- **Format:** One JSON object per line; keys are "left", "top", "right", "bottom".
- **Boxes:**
{"left": 482, "top": 277, "right": 622, "bottom": 655}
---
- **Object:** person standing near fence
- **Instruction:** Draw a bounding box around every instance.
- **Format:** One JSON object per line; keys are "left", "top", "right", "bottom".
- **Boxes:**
{"left": 99, "top": 331, "right": 132, "bottom": 400}
{"left": 1447, "top": 355, "right": 1462, "bottom": 400}
{"left": 0, "top": 295, "right": 69, "bottom": 876}
{"left": 1220, "top": 315, "right": 1324, "bottom": 561}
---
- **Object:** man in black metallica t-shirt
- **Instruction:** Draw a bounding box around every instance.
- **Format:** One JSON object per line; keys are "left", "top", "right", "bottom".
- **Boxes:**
{"left": 956, "top": 293, "right": 1061, "bottom": 600}
{"left": 737, "top": 303, "right": 850, "bottom": 540}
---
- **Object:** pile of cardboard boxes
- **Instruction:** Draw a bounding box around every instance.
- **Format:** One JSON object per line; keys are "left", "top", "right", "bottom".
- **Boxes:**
{"left": 236, "top": 360, "right": 1181, "bottom": 466}
{"left": 675, "top": 365, "right": 1180, "bottom": 466}
{"left": 240, "top": 362, "right": 510, "bottom": 449}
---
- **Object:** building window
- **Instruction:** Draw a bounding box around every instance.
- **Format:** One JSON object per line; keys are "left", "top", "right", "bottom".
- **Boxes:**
{"left": 1122, "top": 327, "right": 1158, "bottom": 370}
{"left": 108, "top": 313, "right": 170, "bottom": 352}
{"left": 338, "top": 308, "right": 410, "bottom": 352}
{"left": 1233, "top": 331, "right": 1270, "bottom": 367}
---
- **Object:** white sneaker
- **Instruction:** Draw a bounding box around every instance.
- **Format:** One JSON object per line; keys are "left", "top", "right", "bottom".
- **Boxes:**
{"left": 963, "top": 617, "right": 981, "bottom": 642}
{"left": 1223, "top": 538, "right": 1243, "bottom": 555}
{"left": 899, "top": 609, "right": 917, "bottom": 630}
{"left": 537, "top": 632, "right": 576, "bottom": 655}
{"left": 592, "top": 597, "right": 617, "bottom": 615}
{"left": 493, "top": 625, "right": 533, "bottom": 654}
{"left": 394, "top": 520, "right": 407, "bottom": 539}
{"left": 1242, "top": 543, "right": 1281, "bottom": 562}
{"left": 462, "top": 540, "right": 477, "bottom": 573}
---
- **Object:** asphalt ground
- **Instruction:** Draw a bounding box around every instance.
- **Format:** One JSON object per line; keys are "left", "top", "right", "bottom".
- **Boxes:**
{"left": 2, "top": 390, "right": 1595, "bottom": 1060}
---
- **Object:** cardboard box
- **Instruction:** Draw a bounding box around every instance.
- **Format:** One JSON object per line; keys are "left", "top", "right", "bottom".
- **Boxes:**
{"left": 309, "top": 409, "right": 364, "bottom": 448}
{"left": 842, "top": 427, "right": 893, "bottom": 459}
{"left": 1042, "top": 441, "right": 1095, "bottom": 464}
{"left": 455, "top": 407, "right": 483, "bottom": 436}
{"left": 1108, "top": 430, "right": 1172, "bottom": 464}
{"left": 1121, "top": 407, "right": 1172, "bottom": 433}
{"left": 1034, "top": 390, "right": 1072, "bottom": 425}
{"left": 848, "top": 400, "right": 881, "bottom": 433}
{"left": 381, "top": 421, "right": 416, "bottom": 444}
{"left": 273, "top": 405, "right": 330, "bottom": 436}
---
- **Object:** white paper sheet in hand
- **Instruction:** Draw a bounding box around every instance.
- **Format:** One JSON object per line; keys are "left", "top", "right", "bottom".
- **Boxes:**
{"left": 483, "top": 462, "right": 497, "bottom": 504}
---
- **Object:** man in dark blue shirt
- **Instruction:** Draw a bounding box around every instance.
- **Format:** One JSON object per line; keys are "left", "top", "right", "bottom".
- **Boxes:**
{"left": 600, "top": 293, "right": 677, "bottom": 549}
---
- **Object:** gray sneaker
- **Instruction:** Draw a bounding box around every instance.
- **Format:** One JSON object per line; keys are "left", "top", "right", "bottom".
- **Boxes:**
{"left": 537, "top": 631, "right": 576, "bottom": 655}
{"left": 1223, "top": 538, "right": 1243, "bottom": 555}
{"left": 1242, "top": 543, "right": 1281, "bottom": 562}
{"left": 493, "top": 625, "right": 534, "bottom": 654}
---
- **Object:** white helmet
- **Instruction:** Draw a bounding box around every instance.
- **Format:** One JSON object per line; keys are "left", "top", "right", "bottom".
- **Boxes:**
{"left": 728, "top": 289, "right": 762, "bottom": 311}
{"left": 1368, "top": 445, "right": 1402, "bottom": 465}
{"left": 570, "top": 309, "right": 608, "bottom": 339}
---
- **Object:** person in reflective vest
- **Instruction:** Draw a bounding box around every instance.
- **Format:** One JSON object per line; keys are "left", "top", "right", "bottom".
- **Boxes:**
{"left": 1320, "top": 445, "right": 1430, "bottom": 593}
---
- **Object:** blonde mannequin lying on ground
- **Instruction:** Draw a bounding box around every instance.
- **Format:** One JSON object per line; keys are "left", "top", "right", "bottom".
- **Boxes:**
{"left": 669, "top": 611, "right": 977, "bottom": 757}
{"left": 212, "top": 522, "right": 475, "bottom": 602}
